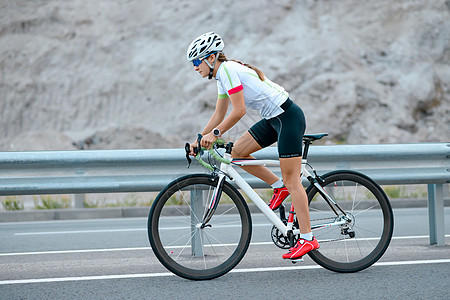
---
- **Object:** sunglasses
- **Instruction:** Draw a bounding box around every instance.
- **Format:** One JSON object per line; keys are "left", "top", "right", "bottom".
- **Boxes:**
{"left": 192, "top": 58, "right": 203, "bottom": 67}
{"left": 192, "top": 52, "right": 215, "bottom": 67}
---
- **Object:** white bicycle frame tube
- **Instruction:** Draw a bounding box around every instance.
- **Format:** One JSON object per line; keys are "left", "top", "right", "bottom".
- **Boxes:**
{"left": 218, "top": 154, "right": 347, "bottom": 236}
{"left": 220, "top": 154, "right": 308, "bottom": 236}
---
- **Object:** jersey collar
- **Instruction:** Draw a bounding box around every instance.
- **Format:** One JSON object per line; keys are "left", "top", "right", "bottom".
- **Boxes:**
{"left": 215, "top": 62, "right": 224, "bottom": 80}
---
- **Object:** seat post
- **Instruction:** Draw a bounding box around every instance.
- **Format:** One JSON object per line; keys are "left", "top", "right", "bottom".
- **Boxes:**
{"left": 303, "top": 140, "right": 311, "bottom": 159}
{"left": 302, "top": 133, "right": 328, "bottom": 159}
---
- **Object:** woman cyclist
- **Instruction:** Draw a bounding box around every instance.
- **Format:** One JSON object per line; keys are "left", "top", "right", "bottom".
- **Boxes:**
{"left": 187, "top": 32, "right": 319, "bottom": 260}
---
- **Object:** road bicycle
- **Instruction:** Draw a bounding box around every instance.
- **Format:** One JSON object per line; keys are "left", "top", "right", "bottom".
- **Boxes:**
{"left": 147, "top": 133, "right": 394, "bottom": 280}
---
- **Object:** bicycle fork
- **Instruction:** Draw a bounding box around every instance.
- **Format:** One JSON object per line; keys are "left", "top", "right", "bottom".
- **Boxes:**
{"left": 199, "top": 173, "right": 227, "bottom": 228}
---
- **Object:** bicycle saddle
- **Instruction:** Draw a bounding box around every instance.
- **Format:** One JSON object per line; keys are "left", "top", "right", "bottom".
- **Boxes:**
{"left": 303, "top": 133, "right": 328, "bottom": 142}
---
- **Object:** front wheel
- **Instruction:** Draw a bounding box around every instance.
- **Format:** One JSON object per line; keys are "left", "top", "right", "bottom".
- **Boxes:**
{"left": 306, "top": 170, "right": 394, "bottom": 273}
{"left": 148, "top": 174, "right": 252, "bottom": 280}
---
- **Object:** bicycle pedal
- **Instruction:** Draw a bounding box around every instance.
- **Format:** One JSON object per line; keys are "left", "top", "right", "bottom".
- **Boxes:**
{"left": 291, "top": 257, "right": 304, "bottom": 264}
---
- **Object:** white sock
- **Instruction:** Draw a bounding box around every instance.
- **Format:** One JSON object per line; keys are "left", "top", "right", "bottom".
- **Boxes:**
{"left": 300, "top": 232, "right": 313, "bottom": 241}
{"left": 271, "top": 179, "right": 284, "bottom": 189}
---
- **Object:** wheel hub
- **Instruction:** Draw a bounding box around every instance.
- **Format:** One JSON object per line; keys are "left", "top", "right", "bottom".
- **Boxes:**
{"left": 340, "top": 212, "right": 356, "bottom": 238}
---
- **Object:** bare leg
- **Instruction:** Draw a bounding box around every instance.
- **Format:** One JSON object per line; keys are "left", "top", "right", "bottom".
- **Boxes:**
{"left": 231, "top": 132, "right": 279, "bottom": 186}
{"left": 280, "top": 156, "right": 311, "bottom": 233}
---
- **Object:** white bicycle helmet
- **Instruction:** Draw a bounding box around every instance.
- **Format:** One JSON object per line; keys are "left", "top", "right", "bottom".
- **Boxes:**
{"left": 186, "top": 31, "right": 224, "bottom": 62}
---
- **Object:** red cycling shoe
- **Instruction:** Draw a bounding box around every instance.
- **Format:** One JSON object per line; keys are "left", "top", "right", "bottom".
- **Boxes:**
{"left": 268, "top": 186, "right": 290, "bottom": 210}
{"left": 282, "top": 237, "right": 319, "bottom": 260}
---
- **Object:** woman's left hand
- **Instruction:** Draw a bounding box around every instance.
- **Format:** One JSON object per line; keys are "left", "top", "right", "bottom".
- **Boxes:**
{"left": 201, "top": 132, "right": 218, "bottom": 150}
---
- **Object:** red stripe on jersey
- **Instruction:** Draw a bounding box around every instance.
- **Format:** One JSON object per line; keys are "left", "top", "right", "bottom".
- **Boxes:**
{"left": 228, "top": 85, "right": 243, "bottom": 95}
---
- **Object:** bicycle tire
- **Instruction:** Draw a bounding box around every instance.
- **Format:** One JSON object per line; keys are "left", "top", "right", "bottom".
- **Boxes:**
{"left": 148, "top": 174, "right": 252, "bottom": 280}
{"left": 306, "top": 170, "right": 393, "bottom": 273}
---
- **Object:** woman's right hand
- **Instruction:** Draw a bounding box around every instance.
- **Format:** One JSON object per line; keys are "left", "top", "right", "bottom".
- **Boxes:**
{"left": 189, "top": 139, "right": 199, "bottom": 156}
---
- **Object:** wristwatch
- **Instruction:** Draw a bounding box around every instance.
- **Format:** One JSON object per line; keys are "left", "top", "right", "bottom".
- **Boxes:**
{"left": 213, "top": 128, "right": 221, "bottom": 137}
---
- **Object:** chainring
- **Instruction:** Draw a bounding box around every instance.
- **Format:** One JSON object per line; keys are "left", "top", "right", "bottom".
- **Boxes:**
{"left": 271, "top": 225, "right": 299, "bottom": 249}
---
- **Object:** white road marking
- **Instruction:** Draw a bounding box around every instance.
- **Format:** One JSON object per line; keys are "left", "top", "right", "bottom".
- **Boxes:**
{"left": 13, "top": 223, "right": 272, "bottom": 236}
{"left": 1, "top": 235, "right": 449, "bottom": 257}
{"left": 0, "top": 247, "right": 152, "bottom": 256}
{"left": 0, "top": 242, "right": 272, "bottom": 257}
{"left": 1, "top": 259, "right": 449, "bottom": 285}
{"left": 14, "top": 228, "right": 147, "bottom": 236}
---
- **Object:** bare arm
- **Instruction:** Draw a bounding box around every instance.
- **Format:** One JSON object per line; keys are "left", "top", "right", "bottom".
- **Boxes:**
{"left": 214, "top": 90, "right": 246, "bottom": 134}
{"left": 190, "top": 96, "right": 230, "bottom": 154}
{"left": 200, "top": 90, "right": 246, "bottom": 149}
{"left": 200, "top": 97, "right": 230, "bottom": 136}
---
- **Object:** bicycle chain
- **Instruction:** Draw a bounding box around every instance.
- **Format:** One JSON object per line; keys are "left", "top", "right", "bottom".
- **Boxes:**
{"left": 310, "top": 217, "right": 337, "bottom": 222}
{"left": 272, "top": 216, "right": 351, "bottom": 247}
{"left": 309, "top": 217, "right": 352, "bottom": 243}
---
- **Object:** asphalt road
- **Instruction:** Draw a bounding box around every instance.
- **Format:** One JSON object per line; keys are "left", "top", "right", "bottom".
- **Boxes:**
{"left": 1, "top": 207, "right": 449, "bottom": 299}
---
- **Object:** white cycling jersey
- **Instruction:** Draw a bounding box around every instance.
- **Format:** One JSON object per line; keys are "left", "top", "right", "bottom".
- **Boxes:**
{"left": 215, "top": 61, "right": 289, "bottom": 119}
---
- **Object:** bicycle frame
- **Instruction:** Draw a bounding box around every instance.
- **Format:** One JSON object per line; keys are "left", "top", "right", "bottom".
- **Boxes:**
{"left": 209, "top": 151, "right": 348, "bottom": 237}
{"left": 150, "top": 134, "right": 393, "bottom": 280}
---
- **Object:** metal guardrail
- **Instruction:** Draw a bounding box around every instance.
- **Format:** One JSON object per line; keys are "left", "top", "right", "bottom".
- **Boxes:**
{"left": 0, "top": 143, "right": 449, "bottom": 245}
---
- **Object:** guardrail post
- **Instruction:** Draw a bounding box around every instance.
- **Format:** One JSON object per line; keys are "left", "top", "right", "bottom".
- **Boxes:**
{"left": 427, "top": 184, "right": 445, "bottom": 246}
{"left": 74, "top": 194, "right": 85, "bottom": 208}
{"left": 190, "top": 190, "right": 204, "bottom": 257}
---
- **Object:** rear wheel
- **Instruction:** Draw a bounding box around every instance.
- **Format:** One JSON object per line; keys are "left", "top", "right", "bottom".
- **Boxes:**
{"left": 306, "top": 171, "right": 393, "bottom": 272}
{"left": 148, "top": 174, "right": 252, "bottom": 280}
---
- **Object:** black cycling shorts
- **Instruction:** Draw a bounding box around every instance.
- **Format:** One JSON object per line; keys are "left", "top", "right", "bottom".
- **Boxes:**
{"left": 248, "top": 99, "right": 306, "bottom": 158}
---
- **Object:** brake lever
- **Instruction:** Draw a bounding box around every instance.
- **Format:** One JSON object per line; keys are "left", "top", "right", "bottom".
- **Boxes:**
{"left": 197, "top": 134, "right": 204, "bottom": 155}
{"left": 184, "top": 143, "right": 192, "bottom": 168}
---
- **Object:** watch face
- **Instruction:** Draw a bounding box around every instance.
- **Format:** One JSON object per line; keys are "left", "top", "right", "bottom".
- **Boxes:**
{"left": 213, "top": 129, "right": 220, "bottom": 136}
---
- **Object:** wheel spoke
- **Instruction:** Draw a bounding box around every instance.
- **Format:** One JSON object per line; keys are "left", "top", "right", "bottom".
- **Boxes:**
{"left": 148, "top": 175, "right": 251, "bottom": 280}
{"left": 307, "top": 171, "right": 393, "bottom": 273}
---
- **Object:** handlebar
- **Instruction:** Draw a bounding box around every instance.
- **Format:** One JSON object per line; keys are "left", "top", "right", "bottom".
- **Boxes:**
{"left": 185, "top": 135, "right": 232, "bottom": 171}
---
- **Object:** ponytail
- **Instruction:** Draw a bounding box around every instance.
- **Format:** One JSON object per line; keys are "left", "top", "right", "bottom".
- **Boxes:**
{"left": 217, "top": 53, "right": 265, "bottom": 81}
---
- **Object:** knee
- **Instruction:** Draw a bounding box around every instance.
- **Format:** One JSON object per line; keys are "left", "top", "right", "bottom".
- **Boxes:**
{"left": 231, "top": 148, "right": 246, "bottom": 158}
{"left": 283, "top": 177, "right": 302, "bottom": 191}
{"left": 231, "top": 145, "right": 252, "bottom": 158}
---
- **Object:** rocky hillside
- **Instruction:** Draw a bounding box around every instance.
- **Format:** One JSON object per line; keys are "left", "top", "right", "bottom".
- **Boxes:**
{"left": 1, "top": 0, "right": 449, "bottom": 151}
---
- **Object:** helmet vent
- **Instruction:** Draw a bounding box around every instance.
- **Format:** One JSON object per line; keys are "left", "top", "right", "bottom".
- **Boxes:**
{"left": 189, "top": 50, "right": 197, "bottom": 57}
{"left": 187, "top": 32, "right": 225, "bottom": 62}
